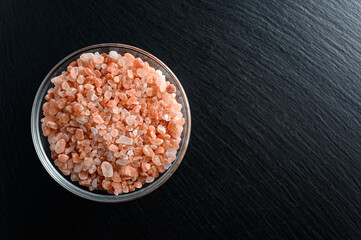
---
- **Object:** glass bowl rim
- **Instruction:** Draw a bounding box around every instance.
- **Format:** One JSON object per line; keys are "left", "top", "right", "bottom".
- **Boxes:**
{"left": 31, "top": 43, "right": 191, "bottom": 202}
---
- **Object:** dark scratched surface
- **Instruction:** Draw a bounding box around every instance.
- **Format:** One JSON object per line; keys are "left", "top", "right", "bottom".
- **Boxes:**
{"left": 1, "top": 0, "right": 361, "bottom": 239}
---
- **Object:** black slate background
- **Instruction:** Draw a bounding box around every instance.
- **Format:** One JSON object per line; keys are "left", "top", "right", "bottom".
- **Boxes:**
{"left": 1, "top": 0, "right": 361, "bottom": 239}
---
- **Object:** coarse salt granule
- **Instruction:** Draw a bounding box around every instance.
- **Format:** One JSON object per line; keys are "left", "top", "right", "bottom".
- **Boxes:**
{"left": 41, "top": 52, "right": 185, "bottom": 195}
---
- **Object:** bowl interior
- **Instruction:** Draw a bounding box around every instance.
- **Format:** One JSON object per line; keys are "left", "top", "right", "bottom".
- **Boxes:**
{"left": 31, "top": 44, "right": 191, "bottom": 202}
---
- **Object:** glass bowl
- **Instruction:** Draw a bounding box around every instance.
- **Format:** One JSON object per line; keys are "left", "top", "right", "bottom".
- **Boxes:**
{"left": 31, "top": 43, "right": 191, "bottom": 202}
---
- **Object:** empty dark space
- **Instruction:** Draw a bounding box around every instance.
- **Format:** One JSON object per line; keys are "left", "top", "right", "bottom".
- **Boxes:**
{"left": 1, "top": 0, "right": 361, "bottom": 239}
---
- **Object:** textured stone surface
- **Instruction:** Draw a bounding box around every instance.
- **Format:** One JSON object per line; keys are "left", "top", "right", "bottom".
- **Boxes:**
{"left": 1, "top": 0, "right": 361, "bottom": 239}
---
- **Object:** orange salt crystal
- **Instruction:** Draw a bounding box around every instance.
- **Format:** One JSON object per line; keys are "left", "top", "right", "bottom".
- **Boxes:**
{"left": 107, "top": 62, "right": 118, "bottom": 73}
{"left": 112, "top": 182, "right": 122, "bottom": 195}
{"left": 145, "top": 88, "right": 153, "bottom": 96}
{"left": 58, "top": 113, "right": 69, "bottom": 123}
{"left": 56, "top": 98, "right": 67, "bottom": 109}
{"left": 58, "top": 154, "right": 69, "bottom": 163}
{"left": 133, "top": 58, "right": 143, "bottom": 68}
{"left": 166, "top": 84, "right": 176, "bottom": 93}
{"left": 93, "top": 114, "right": 104, "bottom": 124}
{"left": 70, "top": 67, "right": 78, "bottom": 79}
{"left": 113, "top": 76, "right": 120, "bottom": 83}
{"left": 55, "top": 139, "right": 66, "bottom": 154}
{"left": 110, "top": 129, "right": 119, "bottom": 138}
{"left": 157, "top": 125, "right": 166, "bottom": 134}
{"left": 150, "top": 138, "right": 163, "bottom": 145}
{"left": 155, "top": 147, "right": 164, "bottom": 154}
{"left": 120, "top": 165, "right": 138, "bottom": 177}
{"left": 136, "top": 68, "right": 147, "bottom": 78}
{"left": 84, "top": 157, "right": 92, "bottom": 167}
{"left": 127, "top": 69, "right": 133, "bottom": 79}
{"left": 112, "top": 172, "right": 121, "bottom": 183}
{"left": 143, "top": 145, "right": 154, "bottom": 157}
{"left": 79, "top": 171, "right": 88, "bottom": 180}
{"left": 93, "top": 55, "right": 104, "bottom": 64}
{"left": 106, "top": 100, "right": 117, "bottom": 109}
{"left": 124, "top": 53, "right": 135, "bottom": 62}
{"left": 102, "top": 180, "right": 112, "bottom": 190}
{"left": 134, "top": 182, "right": 142, "bottom": 189}
{"left": 75, "top": 129, "right": 84, "bottom": 140}
{"left": 152, "top": 155, "right": 162, "bottom": 166}
{"left": 108, "top": 144, "right": 118, "bottom": 152}
{"left": 126, "top": 96, "right": 138, "bottom": 105}
{"left": 46, "top": 121, "right": 58, "bottom": 130}
{"left": 73, "top": 103, "right": 83, "bottom": 113}
{"left": 84, "top": 67, "right": 95, "bottom": 77}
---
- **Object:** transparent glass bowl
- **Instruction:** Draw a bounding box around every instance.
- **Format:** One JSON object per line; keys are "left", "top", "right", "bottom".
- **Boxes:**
{"left": 31, "top": 43, "right": 191, "bottom": 202}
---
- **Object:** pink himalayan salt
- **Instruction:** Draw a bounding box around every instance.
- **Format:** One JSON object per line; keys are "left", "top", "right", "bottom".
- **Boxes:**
{"left": 143, "top": 145, "right": 154, "bottom": 157}
{"left": 152, "top": 155, "right": 162, "bottom": 166}
{"left": 55, "top": 139, "right": 66, "bottom": 154}
{"left": 110, "top": 129, "right": 119, "bottom": 138}
{"left": 41, "top": 52, "right": 185, "bottom": 195}
{"left": 93, "top": 55, "right": 104, "bottom": 64}
{"left": 150, "top": 138, "right": 163, "bottom": 145}
{"left": 141, "top": 163, "right": 151, "bottom": 172}
{"left": 58, "top": 154, "right": 69, "bottom": 163}
{"left": 75, "top": 129, "right": 84, "bottom": 140}
{"left": 157, "top": 125, "right": 166, "bottom": 134}
{"left": 108, "top": 144, "right": 118, "bottom": 152}
{"left": 120, "top": 165, "right": 138, "bottom": 177}
{"left": 93, "top": 115, "right": 104, "bottom": 124}
{"left": 146, "top": 176, "right": 155, "bottom": 183}
{"left": 116, "top": 136, "right": 133, "bottom": 145}
{"left": 134, "top": 182, "right": 142, "bottom": 189}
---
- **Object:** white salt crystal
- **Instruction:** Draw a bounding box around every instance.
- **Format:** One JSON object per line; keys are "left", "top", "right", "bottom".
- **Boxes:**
{"left": 127, "top": 150, "right": 134, "bottom": 156}
{"left": 112, "top": 107, "right": 120, "bottom": 114}
{"left": 162, "top": 114, "right": 170, "bottom": 121}
{"left": 146, "top": 176, "right": 155, "bottom": 183}
{"left": 93, "top": 158, "right": 101, "bottom": 165}
{"left": 116, "top": 136, "right": 133, "bottom": 145}
{"left": 109, "top": 51, "right": 118, "bottom": 59}
{"left": 116, "top": 159, "right": 130, "bottom": 166}
{"left": 164, "top": 162, "right": 171, "bottom": 169}
{"left": 76, "top": 118, "right": 87, "bottom": 125}
{"left": 91, "top": 94, "right": 98, "bottom": 101}
{"left": 70, "top": 173, "right": 79, "bottom": 181}
{"left": 155, "top": 70, "right": 162, "bottom": 77}
{"left": 101, "top": 161, "right": 113, "bottom": 177}
{"left": 92, "top": 179, "right": 97, "bottom": 187}
{"left": 80, "top": 53, "right": 94, "bottom": 61}
{"left": 74, "top": 162, "right": 84, "bottom": 173}
{"left": 166, "top": 149, "right": 177, "bottom": 156}
{"left": 125, "top": 115, "right": 136, "bottom": 126}
{"left": 65, "top": 146, "right": 74, "bottom": 154}
{"left": 79, "top": 125, "right": 87, "bottom": 132}
{"left": 90, "top": 127, "right": 98, "bottom": 135}
{"left": 103, "top": 133, "right": 111, "bottom": 141}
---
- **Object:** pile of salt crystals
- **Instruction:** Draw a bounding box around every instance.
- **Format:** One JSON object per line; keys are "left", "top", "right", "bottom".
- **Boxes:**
{"left": 41, "top": 51, "right": 185, "bottom": 195}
